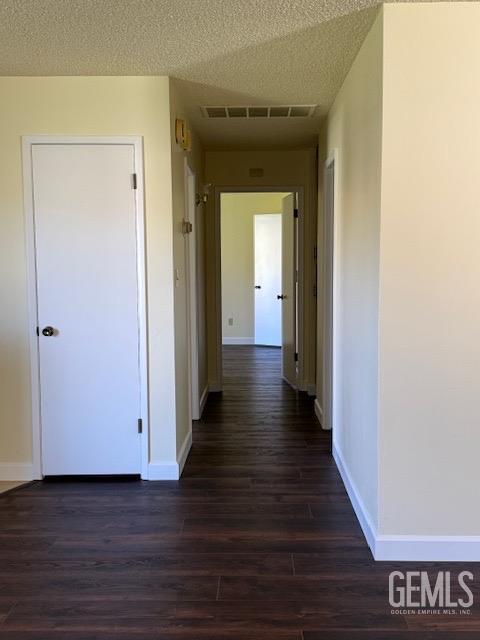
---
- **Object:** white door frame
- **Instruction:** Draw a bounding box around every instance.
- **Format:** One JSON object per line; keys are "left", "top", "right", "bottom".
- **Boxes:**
{"left": 214, "top": 186, "right": 304, "bottom": 390}
{"left": 323, "top": 150, "right": 339, "bottom": 436}
{"left": 184, "top": 158, "right": 200, "bottom": 420}
{"left": 22, "top": 135, "right": 149, "bottom": 479}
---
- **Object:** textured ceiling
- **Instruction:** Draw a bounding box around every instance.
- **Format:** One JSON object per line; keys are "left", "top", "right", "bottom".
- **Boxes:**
{"left": 0, "top": 0, "right": 457, "bottom": 148}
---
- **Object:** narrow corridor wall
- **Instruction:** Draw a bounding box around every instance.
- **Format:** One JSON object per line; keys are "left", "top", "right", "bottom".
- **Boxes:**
{"left": 321, "top": 11, "right": 383, "bottom": 530}
{"left": 169, "top": 79, "right": 206, "bottom": 459}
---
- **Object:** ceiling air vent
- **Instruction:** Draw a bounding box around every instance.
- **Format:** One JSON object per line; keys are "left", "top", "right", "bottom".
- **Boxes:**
{"left": 201, "top": 105, "right": 317, "bottom": 119}
{"left": 204, "top": 107, "right": 228, "bottom": 118}
{"left": 227, "top": 107, "right": 248, "bottom": 118}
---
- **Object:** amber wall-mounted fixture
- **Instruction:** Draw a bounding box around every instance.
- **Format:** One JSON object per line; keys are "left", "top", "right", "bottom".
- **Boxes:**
{"left": 175, "top": 118, "right": 191, "bottom": 151}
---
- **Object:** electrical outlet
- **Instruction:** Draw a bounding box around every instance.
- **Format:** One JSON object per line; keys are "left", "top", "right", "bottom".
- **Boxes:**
{"left": 228, "top": 318, "right": 234, "bottom": 326}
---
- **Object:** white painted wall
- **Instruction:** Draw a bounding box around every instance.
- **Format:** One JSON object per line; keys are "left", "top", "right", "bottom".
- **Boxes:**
{"left": 324, "top": 12, "right": 383, "bottom": 530}
{"left": 379, "top": 2, "right": 480, "bottom": 536}
{"left": 0, "top": 77, "right": 177, "bottom": 477}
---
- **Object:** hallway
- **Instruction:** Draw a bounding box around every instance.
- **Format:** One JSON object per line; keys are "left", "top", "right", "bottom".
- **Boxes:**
{"left": 0, "top": 347, "right": 478, "bottom": 638}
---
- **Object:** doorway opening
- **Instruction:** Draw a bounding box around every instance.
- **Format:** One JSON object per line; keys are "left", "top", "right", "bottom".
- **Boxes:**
{"left": 218, "top": 189, "right": 302, "bottom": 388}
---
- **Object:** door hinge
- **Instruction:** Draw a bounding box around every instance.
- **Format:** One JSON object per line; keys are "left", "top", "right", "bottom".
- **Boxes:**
{"left": 182, "top": 219, "right": 193, "bottom": 235}
{"left": 294, "top": 352, "right": 298, "bottom": 362}
{"left": 132, "top": 173, "right": 138, "bottom": 190}
{"left": 137, "top": 418, "right": 143, "bottom": 434}
{"left": 294, "top": 208, "right": 299, "bottom": 219}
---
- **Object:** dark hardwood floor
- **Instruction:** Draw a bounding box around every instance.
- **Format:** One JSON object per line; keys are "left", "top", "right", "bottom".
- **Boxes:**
{"left": 0, "top": 345, "right": 478, "bottom": 639}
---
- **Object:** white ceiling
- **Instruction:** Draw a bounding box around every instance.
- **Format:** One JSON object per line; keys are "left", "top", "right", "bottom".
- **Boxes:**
{"left": 0, "top": 0, "right": 456, "bottom": 149}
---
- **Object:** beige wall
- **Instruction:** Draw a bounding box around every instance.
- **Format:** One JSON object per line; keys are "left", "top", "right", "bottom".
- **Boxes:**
{"left": 0, "top": 76, "right": 177, "bottom": 471}
{"left": 221, "top": 193, "right": 288, "bottom": 341}
{"left": 169, "top": 79, "right": 206, "bottom": 452}
{"left": 379, "top": 2, "right": 480, "bottom": 535}
{"left": 205, "top": 149, "right": 317, "bottom": 390}
{"left": 322, "top": 11, "right": 383, "bottom": 528}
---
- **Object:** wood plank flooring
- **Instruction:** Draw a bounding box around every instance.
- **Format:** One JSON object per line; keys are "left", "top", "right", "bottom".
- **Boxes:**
{"left": 0, "top": 345, "right": 478, "bottom": 638}
{"left": 0, "top": 483, "right": 27, "bottom": 496}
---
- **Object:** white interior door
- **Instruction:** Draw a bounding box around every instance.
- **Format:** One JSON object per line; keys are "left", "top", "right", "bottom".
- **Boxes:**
{"left": 323, "top": 160, "right": 335, "bottom": 431}
{"left": 32, "top": 143, "right": 142, "bottom": 475}
{"left": 254, "top": 214, "right": 282, "bottom": 346}
{"left": 281, "top": 194, "right": 297, "bottom": 387}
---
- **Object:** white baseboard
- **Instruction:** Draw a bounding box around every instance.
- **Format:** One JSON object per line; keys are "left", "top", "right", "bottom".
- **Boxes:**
{"left": 332, "top": 443, "right": 376, "bottom": 554}
{"left": 333, "top": 442, "right": 480, "bottom": 561}
{"left": 375, "top": 535, "right": 480, "bottom": 562}
{"left": 297, "top": 381, "right": 316, "bottom": 396}
{"left": 199, "top": 385, "right": 209, "bottom": 418}
{"left": 148, "top": 431, "right": 192, "bottom": 481}
{"left": 147, "top": 461, "right": 179, "bottom": 480}
{"left": 314, "top": 398, "right": 323, "bottom": 427}
{"left": 254, "top": 343, "right": 281, "bottom": 348}
{"left": 177, "top": 430, "right": 192, "bottom": 477}
{"left": 0, "top": 463, "right": 34, "bottom": 481}
{"left": 222, "top": 337, "right": 254, "bottom": 345}
{"left": 282, "top": 375, "right": 297, "bottom": 390}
